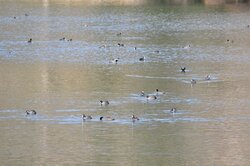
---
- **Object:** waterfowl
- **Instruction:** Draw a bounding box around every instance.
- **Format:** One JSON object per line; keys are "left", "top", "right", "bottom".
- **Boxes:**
{"left": 226, "top": 39, "right": 234, "bottom": 43}
{"left": 25, "top": 13, "right": 29, "bottom": 16}
{"left": 28, "top": 38, "right": 32, "bottom": 43}
{"left": 191, "top": 79, "right": 197, "bottom": 84}
{"left": 205, "top": 75, "right": 211, "bottom": 81}
{"left": 67, "top": 39, "right": 72, "bottom": 42}
{"left": 155, "top": 89, "right": 165, "bottom": 95}
{"left": 170, "top": 108, "right": 177, "bottom": 113}
{"left": 139, "top": 56, "right": 145, "bottom": 62}
{"left": 155, "top": 50, "right": 160, "bottom": 53}
{"left": 13, "top": 16, "right": 16, "bottom": 19}
{"left": 100, "top": 100, "right": 109, "bottom": 106}
{"left": 59, "top": 37, "right": 65, "bottom": 41}
{"left": 146, "top": 95, "right": 157, "bottom": 100}
{"left": 181, "top": 67, "right": 186, "bottom": 73}
{"left": 247, "top": 25, "right": 250, "bottom": 28}
{"left": 118, "top": 43, "right": 124, "bottom": 47}
{"left": 132, "top": 115, "right": 139, "bottom": 121}
{"left": 140, "top": 91, "right": 145, "bottom": 97}
{"left": 116, "top": 32, "right": 122, "bottom": 36}
{"left": 82, "top": 114, "right": 92, "bottom": 120}
{"left": 110, "top": 58, "right": 119, "bottom": 64}
{"left": 183, "top": 45, "right": 191, "bottom": 49}
{"left": 100, "top": 116, "right": 115, "bottom": 121}
{"left": 26, "top": 110, "right": 36, "bottom": 115}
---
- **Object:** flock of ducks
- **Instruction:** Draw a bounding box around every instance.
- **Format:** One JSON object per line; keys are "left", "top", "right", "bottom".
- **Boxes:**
{"left": 21, "top": 19, "right": 217, "bottom": 123}
{"left": 25, "top": 109, "right": 139, "bottom": 122}
{"left": 24, "top": 40, "right": 212, "bottom": 122}
{"left": 25, "top": 88, "right": 179, "bottom": 122}
{"left": 27, "top": 37, "right": 73, "bottom": 43}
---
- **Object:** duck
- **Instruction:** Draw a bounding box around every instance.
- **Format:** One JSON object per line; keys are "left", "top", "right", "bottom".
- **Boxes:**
{"left": 154, "top": 50, "right": 160, "bottom": 53}
{"left": 117, "top": 43, "right": 124, "bottom": 47}
{"left": 181, "top": 67, "right": 186, "bottom": 73}
{"left": 110, "top": 58, "right": 119, "bottom": 64}
{"left": 170, "top": 108, "right": 177, "bottom": 113}
{"left": 82, "top": 114, "right": 92, "bottom": 120}
{"left": 67, "top": 39, "right": 72, "bottom": 42}
{"left": 226, "top": 39, "right": 234, "bottom": 43}
{"left": 140, "top": 91, "right": 146, "bottom": 97}
{"left": 191, "top": 79, "right": 197, "bottom": 84}
{"left": 26, "top": 110, "right": 36, "bottom": 115}
{"left": 183, "top": 45, "right": 191, "bottom": 49}
{"left": 28, "top": 38, "right": 32, "bottom": 43}
{"left": 155, "top": 89, "right": 165, "bottom": 96}
{"left": 205, "top": 75, "right": 211, "bottom": 81}
{"left": 59, "top": 37, "right": 65, "bottom": 41}
{"left": 100, "top": 100, "right": 109, "bottom": 106}
{"left": 146, "top": 95, "right": 157, "bottom": 100}
{"left": 25, "top": 13, "right": 29, "bottom": 16}
{"left": 132, "top": 115, "right": 139, "bottom": 121}
{"left": 116, "top": 32, "right": 122, "bottom": 36}
{"left": 100, "top": 116, "right": 115, "bottom": 121}
{"left": 139, "top": 56, "right": 145, "bottom": 62}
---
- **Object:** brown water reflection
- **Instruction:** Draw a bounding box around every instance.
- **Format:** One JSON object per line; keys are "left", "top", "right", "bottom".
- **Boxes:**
{"left": 1, "top": 1, "right": 250, "bottom": 166}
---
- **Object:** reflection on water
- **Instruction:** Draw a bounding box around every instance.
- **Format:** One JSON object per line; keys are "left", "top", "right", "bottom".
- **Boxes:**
{"left": 1, "top": 1, "right": 250, "bottom": 165}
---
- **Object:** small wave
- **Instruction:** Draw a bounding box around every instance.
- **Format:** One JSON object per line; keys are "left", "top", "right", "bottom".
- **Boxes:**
{"left": 126, "top": 74, "right": 177, "bottom": 80}
{"left": 0, "top": 109, "right": 18, "bottom": 113}
{"left": 55, "top": 109, "right": 81, "bottom": 113}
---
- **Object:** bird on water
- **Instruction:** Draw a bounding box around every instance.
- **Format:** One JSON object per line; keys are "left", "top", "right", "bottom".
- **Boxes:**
{"left": 100, "top": 100, "right": 109, "bottom": 106}
{"left": 26, "top": 110, "right": 36, "bottom": 115}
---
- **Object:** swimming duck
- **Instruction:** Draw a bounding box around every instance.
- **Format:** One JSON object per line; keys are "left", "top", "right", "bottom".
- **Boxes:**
{"left": 205, "top": 75, "right": 211, "bottom": 81}
{"left": 110, "top": 58, "right": 119, "bottom": 64}
{"left": 26, "top": 110, "right": 36, "bottom": 115}
{"left": 100, "top": 100, "right": 109, "bottom": 106}
{"left": 67, "top": 39, "right": 72, "bottom": 42}
{"left": 155, "top": 50, "right": 160, "bottom": 53}
{"left": 139, "top": 56, "right": 145, "bottom": 62}
{"left": 116, "top": 32, "right": 122, "bottom": 36}
{"left": 140, "top": 91, "right": 146, "bottom": 97}
{"left": 170, "top": 108, "right": 177, "bottom": 113}
{"left": 59, "top": 37, "right": 65, "bottom": 41}
{"left": 155, "top": 89, "right": 165, "bottom": 96}
{"left": 183, "top": 45, "right": 191, "bottom": 49}
{"left": 82, "top": 114, "right": 92, "bottom": 120}
{"left": 181, "top": 67, "right": 186, "bottom": 73}
{"left": 191, "top": 79, "right": 197, "bottom": 84}
{"left": 132, "top": 115, "right": 139, "bottom": 121}
{"left": 28, "top": 38, "right": 32, "bottom": 43}
{"left": 146, "top": 95, "right": 157, "bottom": 100}
{"left": 226, "top": 39, "right": 234, "bottom": 43}
{"left": 118, "top": 43, "right": 124, "bottom": 47}
{"left": 100, "top": 116, "right": 115, "bottom": 121}
{"left": 25, "top": 13, "right": 29, "bottom": 16}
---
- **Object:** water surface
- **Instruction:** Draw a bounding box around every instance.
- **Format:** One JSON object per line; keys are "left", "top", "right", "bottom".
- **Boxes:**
{"left": 1, "top": 1, "right": 250, "bottom": 165}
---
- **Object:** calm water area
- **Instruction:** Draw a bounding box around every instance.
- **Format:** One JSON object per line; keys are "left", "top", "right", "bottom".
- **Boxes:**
{"left": 1, "top": 1, "right": 250, "bottom": 165}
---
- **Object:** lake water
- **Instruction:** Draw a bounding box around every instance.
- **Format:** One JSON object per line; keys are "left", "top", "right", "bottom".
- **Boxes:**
{"left": 1, "top": 1, "right": 250, "bottom": 165}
